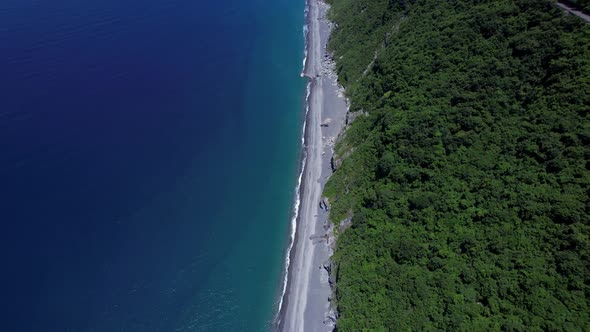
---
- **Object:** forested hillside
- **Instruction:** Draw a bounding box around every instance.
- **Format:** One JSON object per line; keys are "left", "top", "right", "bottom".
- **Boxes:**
{"left": 324, "top": 0, "right": 590, "bottom": 330}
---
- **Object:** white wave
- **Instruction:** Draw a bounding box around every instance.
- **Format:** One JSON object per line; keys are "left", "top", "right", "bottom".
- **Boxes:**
{"left": 275, "top": 79, "right": 312, "bottom": 327}
{"left": 275, "top": 0, "right": 313, "bottom": 326}
{"left": 300, "top": 0, "right": 311, "bottom": 77}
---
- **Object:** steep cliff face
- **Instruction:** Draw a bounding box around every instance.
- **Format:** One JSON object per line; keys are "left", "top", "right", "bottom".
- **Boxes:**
{"left": 324, "top": 0, "right": 590, "bottom": 330}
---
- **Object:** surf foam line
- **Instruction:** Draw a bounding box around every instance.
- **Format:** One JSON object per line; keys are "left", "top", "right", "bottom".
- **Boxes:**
{"left": 300, "top": 0, "right": 310, "bottom": 77}
{"left": 274, "top": 76, "right": 312, "bottom": 327}
{"left": 274, "top": 0, "right": 313, "bottom": 327}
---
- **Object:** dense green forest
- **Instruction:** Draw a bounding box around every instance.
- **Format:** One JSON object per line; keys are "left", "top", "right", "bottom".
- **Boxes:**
{"left": 324, "top": 0, "right": 590, "bottom": 330}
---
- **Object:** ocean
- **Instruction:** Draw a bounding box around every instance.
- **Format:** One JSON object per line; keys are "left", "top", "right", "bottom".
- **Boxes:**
{"left": 0, "top": 0, "right": 305, "bottom": 330}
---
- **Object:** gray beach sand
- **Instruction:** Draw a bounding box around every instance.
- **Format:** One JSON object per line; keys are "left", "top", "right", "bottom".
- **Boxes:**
{"left": 278, "top": 0, "right": 348, "bottom": 330}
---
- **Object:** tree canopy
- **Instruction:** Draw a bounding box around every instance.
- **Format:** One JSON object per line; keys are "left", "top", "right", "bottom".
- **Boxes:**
{"left": 324, "top": 0, "right": 590, "bottom": 330}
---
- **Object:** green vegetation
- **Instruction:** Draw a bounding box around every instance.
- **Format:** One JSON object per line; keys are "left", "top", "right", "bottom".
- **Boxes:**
{"left": 324, "top": 0, "right": 590, "bottom": 330}
{"left": 567, "top": 0, "right": 590, "bottom": 13}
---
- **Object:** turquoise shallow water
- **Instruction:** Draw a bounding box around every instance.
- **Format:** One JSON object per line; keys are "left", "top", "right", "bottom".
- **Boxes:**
{"left": 0, "top": 0, "right": 305, "bottom": 330}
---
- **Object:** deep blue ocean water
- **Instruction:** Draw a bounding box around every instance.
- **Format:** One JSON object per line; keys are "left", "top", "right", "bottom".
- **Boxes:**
{"left": 0, "top": 0, "right": 305, "bottom": 330}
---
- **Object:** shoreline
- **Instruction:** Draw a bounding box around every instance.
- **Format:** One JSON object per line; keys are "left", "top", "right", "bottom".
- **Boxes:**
{"left": 275, "top": 0, "right": 349, "bottom": 330}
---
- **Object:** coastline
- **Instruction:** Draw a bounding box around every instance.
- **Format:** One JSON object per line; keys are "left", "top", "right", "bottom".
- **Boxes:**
{"left": 275, "top": 0, "right": 348, "bottom": 330}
